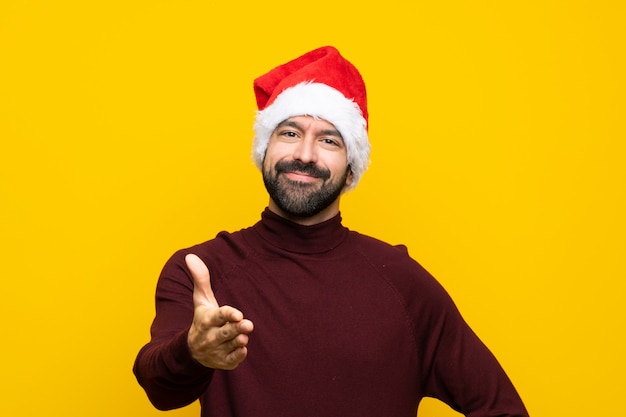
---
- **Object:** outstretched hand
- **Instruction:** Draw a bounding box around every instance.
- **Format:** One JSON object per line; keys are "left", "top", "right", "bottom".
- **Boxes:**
{"left": 185, "top": 253, "right": 254, "bottom": 370}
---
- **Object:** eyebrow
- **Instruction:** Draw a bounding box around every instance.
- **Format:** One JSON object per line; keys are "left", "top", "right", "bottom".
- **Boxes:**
{"left": 276, "top": 119, "right": 344, "bottom": 140}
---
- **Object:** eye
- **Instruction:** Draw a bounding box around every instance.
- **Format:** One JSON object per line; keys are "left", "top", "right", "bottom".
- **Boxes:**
{"left": 321, "top": 137, "right": 341, "bottom": 147}
{"left": 276, "top": 130, "right": 299, "bottom": 141}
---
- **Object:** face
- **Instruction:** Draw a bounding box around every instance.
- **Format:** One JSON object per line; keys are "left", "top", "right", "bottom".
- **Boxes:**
{"left": 262, "top": 116, "right": 353, "bottom": 223}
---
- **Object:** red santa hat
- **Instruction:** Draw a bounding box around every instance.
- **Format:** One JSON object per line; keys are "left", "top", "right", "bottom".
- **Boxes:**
{"left": 252, "top": 46, "right": 370, "bottom": 191}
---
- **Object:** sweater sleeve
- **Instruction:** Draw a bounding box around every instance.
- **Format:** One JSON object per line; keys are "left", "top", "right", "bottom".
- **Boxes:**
{"left": 414, "top": 267, "right": 529, "bottom": 417}
{"left": 133, "top": 250, "right": 214, "bottom": 410}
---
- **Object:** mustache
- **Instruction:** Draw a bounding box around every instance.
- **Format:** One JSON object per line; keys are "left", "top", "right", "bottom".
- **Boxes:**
{"left": 275, "top": 160, "right": 331, "bottom": 181}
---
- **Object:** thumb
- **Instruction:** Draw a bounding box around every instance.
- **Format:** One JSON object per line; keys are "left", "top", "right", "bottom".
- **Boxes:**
{"left": 185, "top": 253, "right": 219, "bottom": 309}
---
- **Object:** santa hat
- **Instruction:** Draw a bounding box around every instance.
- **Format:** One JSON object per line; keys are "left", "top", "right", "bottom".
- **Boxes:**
{"left": 252, "top": 46, "right": 370, "bottom": 191}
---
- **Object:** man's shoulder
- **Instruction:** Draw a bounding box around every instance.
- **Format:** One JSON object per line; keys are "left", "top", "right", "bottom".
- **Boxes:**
{"left": 347, "top": 230, "right": 411, "bottom": 258}
{"left": 165, "top": 225, "right": 257, "bottom": 271}
{"left": 346, "top": 231, "right": 427, "bottom": 274}
{"left": 346, "top": 231, "right": 448, "bottom": 301}
{"left": 192, "top": 226, "right": 251, "bottom": 249}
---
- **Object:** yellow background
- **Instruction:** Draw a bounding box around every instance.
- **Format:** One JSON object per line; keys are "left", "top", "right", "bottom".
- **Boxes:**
{"left": 1, "top": 1, "right": 624, "bottom": 416}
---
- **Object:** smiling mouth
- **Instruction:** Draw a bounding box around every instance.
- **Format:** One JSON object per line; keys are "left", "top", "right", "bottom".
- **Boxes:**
{"left": 283, "top": 171, "right": 321, "bottom": 183}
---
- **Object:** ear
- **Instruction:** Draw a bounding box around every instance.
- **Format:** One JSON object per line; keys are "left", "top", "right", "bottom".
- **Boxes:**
{"left": 344, "top": 165, "right": 354, "bottom": 188}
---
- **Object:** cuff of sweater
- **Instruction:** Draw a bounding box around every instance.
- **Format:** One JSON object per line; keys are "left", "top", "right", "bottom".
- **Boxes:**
{"left": 168, "top": 329, "right": 214, "bottom": 377}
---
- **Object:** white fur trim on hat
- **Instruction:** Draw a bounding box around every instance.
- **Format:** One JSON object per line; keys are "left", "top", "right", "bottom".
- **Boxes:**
{"left": 253, "top": 82, "right": 370, "bottom": 192}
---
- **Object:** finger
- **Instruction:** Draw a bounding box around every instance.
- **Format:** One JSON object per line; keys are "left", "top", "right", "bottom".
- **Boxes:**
{"left": 237, "top": 318, "right": 254, "bottom": 334}
{"left": 212, "top": 324, "right": 250, "bottom": 347}
{"left": 186, "top": 253, "right": 219, "bottom": 308}
{"left": 205, "top": 306, "right": 246, "bottom": 328}
{"left": 196, "top": 315, "right": 252, "bottom": 348}
{"left": 223, "top": 347, "right": 249, "bottom": 370}
{"left": 229, "top": 333, "right": 250, "bottom": 350}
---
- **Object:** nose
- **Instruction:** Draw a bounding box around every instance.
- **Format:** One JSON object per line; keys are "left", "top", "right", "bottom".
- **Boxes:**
{"left": 292, "top": 137, "right": 318, "bottom": 164}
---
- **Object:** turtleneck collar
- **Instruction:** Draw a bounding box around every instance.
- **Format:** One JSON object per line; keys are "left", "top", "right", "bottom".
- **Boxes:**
{"left": 252, "top": 208, "right": 349, "bottom": 254}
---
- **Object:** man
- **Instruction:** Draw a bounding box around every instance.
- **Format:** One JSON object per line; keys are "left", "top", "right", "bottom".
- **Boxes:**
{"left": 133, "top": 46, "right": 529, "bottom": 417}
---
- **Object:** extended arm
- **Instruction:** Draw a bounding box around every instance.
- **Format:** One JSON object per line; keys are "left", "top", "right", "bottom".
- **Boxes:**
{"left": 133, "top": 252, "right": 253, "bottom": 410}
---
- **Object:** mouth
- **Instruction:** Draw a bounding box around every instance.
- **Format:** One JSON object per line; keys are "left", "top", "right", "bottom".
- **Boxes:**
{"left": 273, "top": 160, "right": 331, "bottom": 183}
{"left": 283, "top": 170, "right": 322, "bottom": 183}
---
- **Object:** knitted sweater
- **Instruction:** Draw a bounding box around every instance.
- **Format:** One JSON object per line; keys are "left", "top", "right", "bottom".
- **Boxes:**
{"left": 134, "top": 209, "right": 528, "bottom": 417}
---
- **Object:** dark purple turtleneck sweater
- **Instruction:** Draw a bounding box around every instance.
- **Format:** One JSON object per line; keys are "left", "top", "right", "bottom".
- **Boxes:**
{"left": 134, "top": 209, "right": 528, "bottom": 417}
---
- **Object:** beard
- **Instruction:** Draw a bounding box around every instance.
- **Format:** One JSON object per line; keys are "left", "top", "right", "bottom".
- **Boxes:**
{"left": 262, "top": 159, "right": 349, "bottom": 218}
